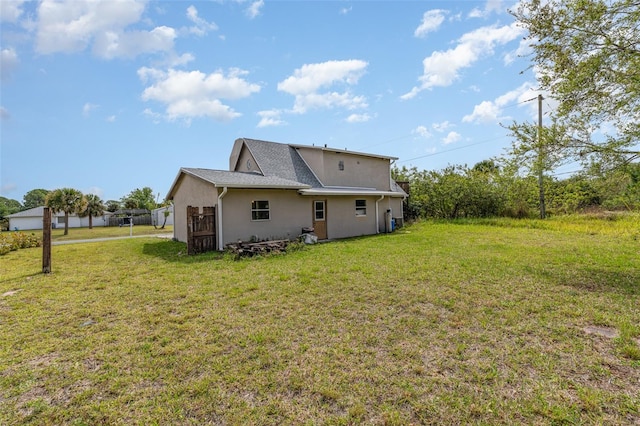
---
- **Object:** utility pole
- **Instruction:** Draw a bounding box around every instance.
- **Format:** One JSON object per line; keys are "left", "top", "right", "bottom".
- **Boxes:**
{"left": 537, "top": 94, "right": 546, "bottom": 219}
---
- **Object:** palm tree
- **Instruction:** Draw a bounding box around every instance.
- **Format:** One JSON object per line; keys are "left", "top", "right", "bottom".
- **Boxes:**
{"left": 45, "top": 188, "right": 86, "bottom": 235}
{"left": 80, "top": 194, "right": 105, "bottom": 229}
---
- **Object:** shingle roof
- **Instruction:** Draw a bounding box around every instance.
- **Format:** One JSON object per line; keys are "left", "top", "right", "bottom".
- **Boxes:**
{"left": 167, "top": 138, "right": 407, "bottom": 199}
{"left": 181, "top": 168, "right": 312, "bottom": 189}
{"left": 240, "top": 138, "right": 322, "bottom": 187}
{"left": 6, "top": 206, "right": 46, "bottom": 218}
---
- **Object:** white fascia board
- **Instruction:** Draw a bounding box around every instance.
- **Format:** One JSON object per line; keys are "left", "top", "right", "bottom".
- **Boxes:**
{"left": 298, "top": 188, "right": 405, "bottom": 197}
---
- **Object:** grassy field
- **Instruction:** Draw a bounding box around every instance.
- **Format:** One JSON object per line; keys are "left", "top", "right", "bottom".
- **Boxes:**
{"left": 1, "top": 216, "right": 639, "bottom": 424}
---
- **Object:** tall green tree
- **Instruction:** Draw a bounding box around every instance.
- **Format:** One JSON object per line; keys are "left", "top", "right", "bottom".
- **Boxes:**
{"left": 105, "top": 200, "right": 121, "bottom": 213}
{"left": 23, "top": 189, "right": 50, "bottom": 209}
{"left": 121, "top": 187, "right": 156, "bottom": 211}
{"left": 510, "top": 0, "right": 640, "bottom": 167}
{"left": 0, "top": 197, "right": 22, "bottom": 217}
{"left": 45, "top": 188, "right": 86, "bottom": 235}
{"left": 80, "top": 194, "right": 105, "bottom": 229}
{"left": 0, "top": 197, "right": 22, "bottom": 230}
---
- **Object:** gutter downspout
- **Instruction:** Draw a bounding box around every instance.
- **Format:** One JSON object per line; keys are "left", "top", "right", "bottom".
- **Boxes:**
{"left": 375, "top": 195, "right": 385, "bottom": 234}
{"left": 217, "top": 187, "right": 228, "bottom": 251}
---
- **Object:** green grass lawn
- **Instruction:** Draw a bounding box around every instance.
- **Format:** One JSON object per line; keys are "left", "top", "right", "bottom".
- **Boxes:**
{"left": 1, "top": 217, "right": 639, "bottom": 424}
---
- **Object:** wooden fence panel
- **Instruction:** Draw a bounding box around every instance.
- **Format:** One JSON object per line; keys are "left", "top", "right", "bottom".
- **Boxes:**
{"left": 187, "top": 206, "right": 216, "bottom": 255}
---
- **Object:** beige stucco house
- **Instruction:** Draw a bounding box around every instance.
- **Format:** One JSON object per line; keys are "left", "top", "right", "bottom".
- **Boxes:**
{"left": 166, "top": 138, "right": 406, "bottom": 250}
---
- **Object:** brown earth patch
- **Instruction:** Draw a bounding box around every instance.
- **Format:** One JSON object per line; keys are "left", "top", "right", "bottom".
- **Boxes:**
{"left": 583, "top": 325, "right": 619, "bottom": 339}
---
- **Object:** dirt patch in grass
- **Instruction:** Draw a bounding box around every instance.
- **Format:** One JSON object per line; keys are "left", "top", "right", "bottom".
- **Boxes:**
{"left": 584, "top": 325, "right": 620, "bottom": 339}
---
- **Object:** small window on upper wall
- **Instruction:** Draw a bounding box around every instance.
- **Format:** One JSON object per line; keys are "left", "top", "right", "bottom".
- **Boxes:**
{"left": 251, "top": 200, "right": 270, "bottom": 221}
{"left": 355, "top": 199, "right": 367, "bottom": 216}
{"left": 338, "top": 160, "right": 344, "bottom": 171}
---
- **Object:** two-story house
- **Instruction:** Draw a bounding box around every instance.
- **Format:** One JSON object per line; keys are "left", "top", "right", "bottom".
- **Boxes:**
{"left": 166, "top": 138, "right": 406, "bottom": 250}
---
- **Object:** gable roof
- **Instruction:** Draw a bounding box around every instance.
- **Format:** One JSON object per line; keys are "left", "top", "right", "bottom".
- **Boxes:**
{"left": 166, "top": 168, "right": 312, "bottom": 200}
{"left": 6, "top": 206, "right": 48, "bottom": 218}
{"left": 237, "top": 138, "right": 322, "bottom": 187}
{"left": 168, "top": 138, "right": 407, "bottom": 199}
{"left": 184, "top": 167, "right": 312, "bottom": 188}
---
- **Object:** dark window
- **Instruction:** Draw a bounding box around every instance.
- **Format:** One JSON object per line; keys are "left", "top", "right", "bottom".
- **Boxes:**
{"left": 355, "top": 199, "right": 367, "bottom": 216}
{"left": 251, "top": 200, "right": 270, "bottom": 221}
{"left": 338, "top": 160, "right": 344, "bottom": 171}
{"left": 314, "top": 201, "right": 325, "bottom": 220}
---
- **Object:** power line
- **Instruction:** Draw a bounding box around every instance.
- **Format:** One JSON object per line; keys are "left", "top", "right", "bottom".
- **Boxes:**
{"left": 354, "top": 134, "right": 413, "bottom": 151}
{"left": 398, "top": 135, "right": 508, "bottom": 163}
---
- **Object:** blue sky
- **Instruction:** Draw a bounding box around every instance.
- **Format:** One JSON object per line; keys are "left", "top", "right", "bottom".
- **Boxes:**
{"left": 1, "top": 0, "right": 551, "bottom": 204}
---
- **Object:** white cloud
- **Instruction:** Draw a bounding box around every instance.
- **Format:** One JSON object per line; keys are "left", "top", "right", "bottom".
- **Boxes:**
{"left": 85, "top": 186, "right": 104, "bottom": 197}
{"left": 166, "top": 52, "right": 195, "bottom": 67}
{"left": 469, "top": 0, "right": 505, "bottom": 18}
{"left": 246, "top": 0, "right": 264, "bottom": 19}
{"left": 34, "top": 0, "right": 175, "bottom": 59}
{"left": 93, "top": 26, "right": 176, "bottom": 59}
{"left": 0, "top": 48, "right": 19, "bottom": 81}
{"left": 257, "top": 110, "right": 286, "bottom": 127}
{"left": 462, "top": 101, "right": 501, "bottom": 124}
{"left": 186, "top": 5, "right": 218, "bottom": 36}
{"left": 504, "top": 37, "right": 533, "bottom": 65}
{"left": 106, "top": 115, "right": 116, "bottom": 122}
{"left": 82, "top": 102, "right": 99, "bottom": 117}
{"left": 443, "top": 131, "right": 461, "bottom": 145}
{"left": 432, "top": 121, "right": 452, "bottom": 132}
{"left": 402, "top": 22, "right": 524, "bottom": 99}
{"left": 1, "top": 0, "right": 25, "bottom": 23}
{"left": 0, "top": 106, "right": 10, "bottom": 120}
{"left": 346, "top": 113, "right": 372, "bottom": 123}
{"left": 468, "top": 8, "right": 485, "bottom": 19}
{"left": 463, "top": 82, "right": 534, "bottom": 124}
{"left": 414, "top": 9, "right": 447, "bottom": 38}
{"left": 340, "top": 6, "right": 352, "bottom": 15}
{"left": 278, "top": 59, "right": 368, "bottom": 114}
{"left": 139, "top": 67, "right": 261, "bottom": 122}
{"left": 412, "top": 125, "right": 432, "bottom": 138}
{"left": 143, "top": 108, "right": 162, "bottom": 124}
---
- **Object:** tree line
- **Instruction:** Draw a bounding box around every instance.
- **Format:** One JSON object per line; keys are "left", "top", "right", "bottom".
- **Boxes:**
{"left": 0, "top": 187, "right": 168, "bottom": 233}
{"left": 393, "top": 160, "right": 639, "bottom": 220}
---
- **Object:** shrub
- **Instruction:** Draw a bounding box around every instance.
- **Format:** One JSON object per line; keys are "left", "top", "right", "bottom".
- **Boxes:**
{"left": 0, "top": 232, "right": 41, "bottom": 256}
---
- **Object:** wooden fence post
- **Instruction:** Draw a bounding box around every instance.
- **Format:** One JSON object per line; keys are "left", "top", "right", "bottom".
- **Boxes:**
{"left": 42, "top": 207, "right": 52, "bottom": 274}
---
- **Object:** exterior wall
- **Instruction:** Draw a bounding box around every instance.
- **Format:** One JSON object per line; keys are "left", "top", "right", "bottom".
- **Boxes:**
{"left": 322, "top": 151, "right": 391, "bottom": 190}
{"left": 220, "top": 189, "right": 312, "bottom": 245}
{"left": 152, "top": 206, "right": 174, "bottom": 227}
{"left": 295, "top": 147, "right": 325, "bottom": 182}
{"left": 374, "top": 196, "right": 404, "bottom": 233}
{"left": 235, "top": 145, "right": 260, "bottom": 173}
{"left": 325, "top": 196, "right": 378, "bottom": 239}
{"left": 9, "top": 217, "right": 42, "bottom": 231}
{"left": 296, "top": 147, "right": 391, "bottom": 190}
{"left": 9, "top": 214, "right": 110, "bottom": 231}
{"left": 172, "top": 174, "right": 219, "bottom": 242}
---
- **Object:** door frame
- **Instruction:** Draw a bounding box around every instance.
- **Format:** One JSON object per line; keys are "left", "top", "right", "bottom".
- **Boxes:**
{"left": 312, "top": 199, "right": 327, "bottom": 240}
